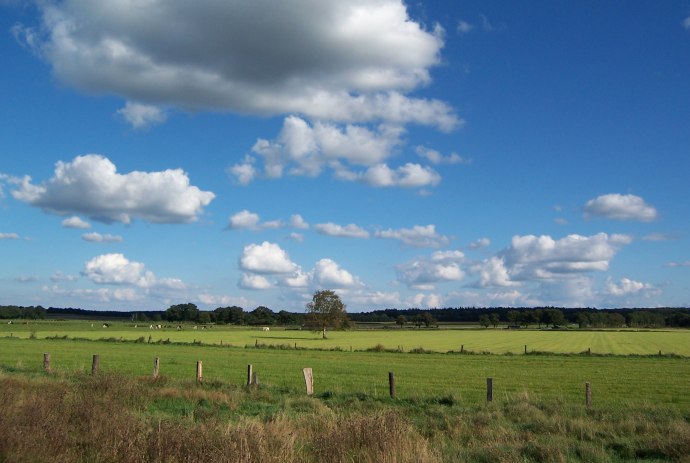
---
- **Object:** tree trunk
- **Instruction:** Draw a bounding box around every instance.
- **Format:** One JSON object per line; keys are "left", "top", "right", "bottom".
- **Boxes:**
{"left": 322, "top": 327, "right": 327, "bottom": 339}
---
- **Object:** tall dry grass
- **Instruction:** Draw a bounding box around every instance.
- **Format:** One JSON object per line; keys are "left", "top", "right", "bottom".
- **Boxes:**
{"left": 0, "top": 372, "right": 439, "bottom": 462}
{"left": 1, "top": 371, "right": 689, "bottom": 462}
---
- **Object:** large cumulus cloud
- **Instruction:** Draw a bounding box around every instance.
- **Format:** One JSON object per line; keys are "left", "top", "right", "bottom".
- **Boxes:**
{"left": 17, "top": 0, "right": 457, "bottom": 129}
{"left": 9, "top": 154, "right": 214, "bottom": 224}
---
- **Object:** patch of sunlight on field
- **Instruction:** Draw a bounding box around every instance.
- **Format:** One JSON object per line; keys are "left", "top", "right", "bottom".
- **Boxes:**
{"left": 1, "top": 321, "right": 689, "bottom": 355}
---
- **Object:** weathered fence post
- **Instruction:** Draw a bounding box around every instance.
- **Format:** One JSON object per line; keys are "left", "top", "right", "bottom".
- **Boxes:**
{"left": 524, "top": 345, "right": 527, "bottom": 354}
{"left": 302, "top": 367, "right": 314, "bottom": 396}
{"left": 196, "top": 361, "right": 203, "bottom": 383}
{"left": 43, "top": 353, "right": 51, "bottom": 373}
{"left": 247, "top": 364, "right": 253, "bottom": 386}
{"left": 91, "top": 354, "right": 100, "bottom": 375}
{"left": 389, "top": 372, "right": 396, "bottom": 398}
{"left": 460, "top": 344, "right": 464, "bottom": 353}
{"left": 585, "top": 382, "right": 592, "bottom": 407}
{"left": 252, "top": 372, "right": 259, "bottom": 386}
{"left": 486, "top": 377, "right": 493, "bottom": 402}
{"left": 153, "top": 357, "right": 160, "bottom": 378}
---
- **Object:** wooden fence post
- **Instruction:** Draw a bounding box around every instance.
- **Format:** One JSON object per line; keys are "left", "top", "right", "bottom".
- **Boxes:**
{"left": 43, "top": 353, "right": 51, "bottom": 373}
{"left": 585, "top": 382, "right": 592, "bottom": 407}
{"left": 91, "top": 354, "right": 100, "bottom": 375}
{"left": 153, "top": 357, "right": 160, "bottom": 378}
{"left": 196, "top": 361, "right": 203, "bottom": 383}
{"left": 460, "top": 344, "right": 464, "bottom": 353}
{"left": 389, "top": 372, "right": 396, "bottom": 398}
{"left": 302, "top": 368, "right": 314, "bottom": 396}
{"left": 524, "top": 345, "right": 527, "bottom": 354}
{"left": 247, "top": 364, "right": 253, "bottom": 386}
{"left": 486, "top": 377, "right": 493, "bottom": 402}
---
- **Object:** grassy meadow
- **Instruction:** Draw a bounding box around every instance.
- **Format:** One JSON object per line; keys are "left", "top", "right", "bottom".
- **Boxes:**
{"left": 2, "top": 320, "right": 690, "bottom": 461}
{"left": 2, "top": 319, "right": 689, "bottom": 355}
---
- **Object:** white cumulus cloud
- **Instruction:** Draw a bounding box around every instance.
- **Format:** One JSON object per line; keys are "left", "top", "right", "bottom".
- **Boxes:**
{"left": 397, "top": 252, "right": 465, "bottom": 290}
{"left": 239, "top": 273, "right": 272, "bottom": 290}
{"left": 18, "top": 0, "right": 458, "bottom": 130}
{"left": 228, "top": 210, "right": 261, "bottom": 230}
{"left": 313, "top": 258, "right": 362, "bottom": 289}
{"left": 82, "top": 253, "right": 185, "bottom": 291}
{"left": 584, "top": 193, "right": 658, "bottom": 222}
{"left": 81, "top": 232, "right": 123, "bottom": 243}
{"left": 62, "top": 216, "right": 91, "bottom": 229}
{"left": 0, "top": 233, "right": 19, "bottom": 240}
{"left": 376, "top": 224, "right": 449, "bottom": 248}
{"left": 315, "top": 222, "right": 370, "bottom": 239}
{"left": 605, "top": 277, "right": 652, "bottom": 297}
{"left": 503, "top": 233, "right": 632, "bottom": 281}
{"left": 10, "top": 155, "right": 214, "bottom": 224}
{"left": 117, "top": 102, "right": 167, "bottom": 129}
{"left": 239, "top": 242, "right": 298, "bottom": 274}
{"left": 415, "top": 145, "right": 470, "bottom": 165}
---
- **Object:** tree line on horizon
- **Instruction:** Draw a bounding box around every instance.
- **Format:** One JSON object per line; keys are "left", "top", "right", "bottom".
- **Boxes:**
{"left": 2, "top": 304, "right": 690, "bottom": 328}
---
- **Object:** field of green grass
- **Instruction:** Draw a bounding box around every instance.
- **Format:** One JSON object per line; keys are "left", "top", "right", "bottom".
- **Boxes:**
{"left": 1, "top": 335, "right": 689, "bottom": 410}
{"left": 2, "top": 320, "right": 689, "bottom": 355}
{"left": 2, "top": 321, "right": 690, "bottom": 461}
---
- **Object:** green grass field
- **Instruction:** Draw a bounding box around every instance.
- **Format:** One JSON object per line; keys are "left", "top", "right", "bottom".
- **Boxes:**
{"left": 2, "top": 320, "right": 689, "bottom": 355}
{"left": 1, "top": 335, "right": 689, "bottom": 410}
{"left": 2, "top": 321, "right": 690, "bottom": 461}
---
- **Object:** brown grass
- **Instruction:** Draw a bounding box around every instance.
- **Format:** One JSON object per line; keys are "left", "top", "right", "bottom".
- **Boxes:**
{"left": 1, "top": 371, "right": 689, "bottom": 462}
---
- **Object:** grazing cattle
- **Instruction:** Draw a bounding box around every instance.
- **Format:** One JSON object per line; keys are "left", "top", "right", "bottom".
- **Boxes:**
{"left": 262, "top": 327, "right": 270, "bottom": 332}
{"left": 102, "top": 323, "right": 110, "bottom": 328}
{"left": 150, "top": 324, "right": 154, "bottom": 329}
{"left": 177, "top": 325, "right": 182, "bottom": 330}
{"left": 193, "top": 326, "right": 197, "bottom": 330}
{"left": 157, "top": 324, "right": 162, "bottom": 329}
{"left": 7, "top": 321, "right": 12, "bottom": 325}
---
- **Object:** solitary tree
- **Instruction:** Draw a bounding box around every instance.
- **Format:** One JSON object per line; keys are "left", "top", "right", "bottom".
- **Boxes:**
{"left": 396, "top": 315, "right": 407, "bottom": 329}
{"left": 305, "top": 290, "right": 349, "bottom": 339}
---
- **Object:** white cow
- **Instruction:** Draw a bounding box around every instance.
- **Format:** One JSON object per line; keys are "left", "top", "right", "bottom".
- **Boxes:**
{"left": 262, "top": 327, "right": 270, "bottom": 332}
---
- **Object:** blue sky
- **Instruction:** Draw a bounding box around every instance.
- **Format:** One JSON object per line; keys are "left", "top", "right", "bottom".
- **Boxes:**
{"left": 1, "top": 0, "right": 689, "bottom": 312}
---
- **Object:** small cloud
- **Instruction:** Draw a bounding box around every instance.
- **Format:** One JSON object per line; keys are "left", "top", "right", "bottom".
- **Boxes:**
{"left": 239, "top": 273, "right": 272, "bottom": 290}
{"left": 362, "top": 163, "right": 442, "bottom": 188}
{"left": 51, "top": 271, "right": 79, "bottom": 282}
{"left": 81, "top": 232, "right": 123, "bottom": 243}
{"left": 117, "top": 102, "right": 167, "bottom": 129}
{"left": 227, "top": 210, "right": 261, "bottom": 230}
{"left": 457, "top": 20, "right": 474, "bottom": 34}
{"left": 290, "top": 214, "right": 309, "bottom": 230}
{"left": 554, "top": 218, "right": 568, "bottom": 225}
{"left": 239, "top": 242, "right": 298, "bottom": 274}
{"left": 376, "top": 224, "right": 449, "bottom": 248}
{"left": 605, "top": 277, "right": 658, "bottom": 298}
{"left": 62, "top": 216, "right": 91, "bottom": 229}
{"left": 666, "top": 260, "right": 690, "bottom": 268}
{"left": 683, "top": 16, "right": 690, "bottom": 30}
{"left": 315, "top": 222, "right": 370, "bottom": 239}
{"left": 313, "top": 258, "right": 362, "bottom": 289}
{"left": 0, "top": 233, "right": 19, "bottom": 240}
{"left": 415, "top": 146, "right": 471, "bottom": 165}
{"left": 228, "top": 156, "right": 257, "bottom": 186}
{"left": 15, "top": 276, "right": 37, "bottom": 283}
{"left": 288, "top": 232, "right": 304, "bottom": 243}
{"left": 468, "top": 237, "right": 491, "bottom": 250}
{"left": 583, "top": 193, "right": 658, "bottom": 222}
